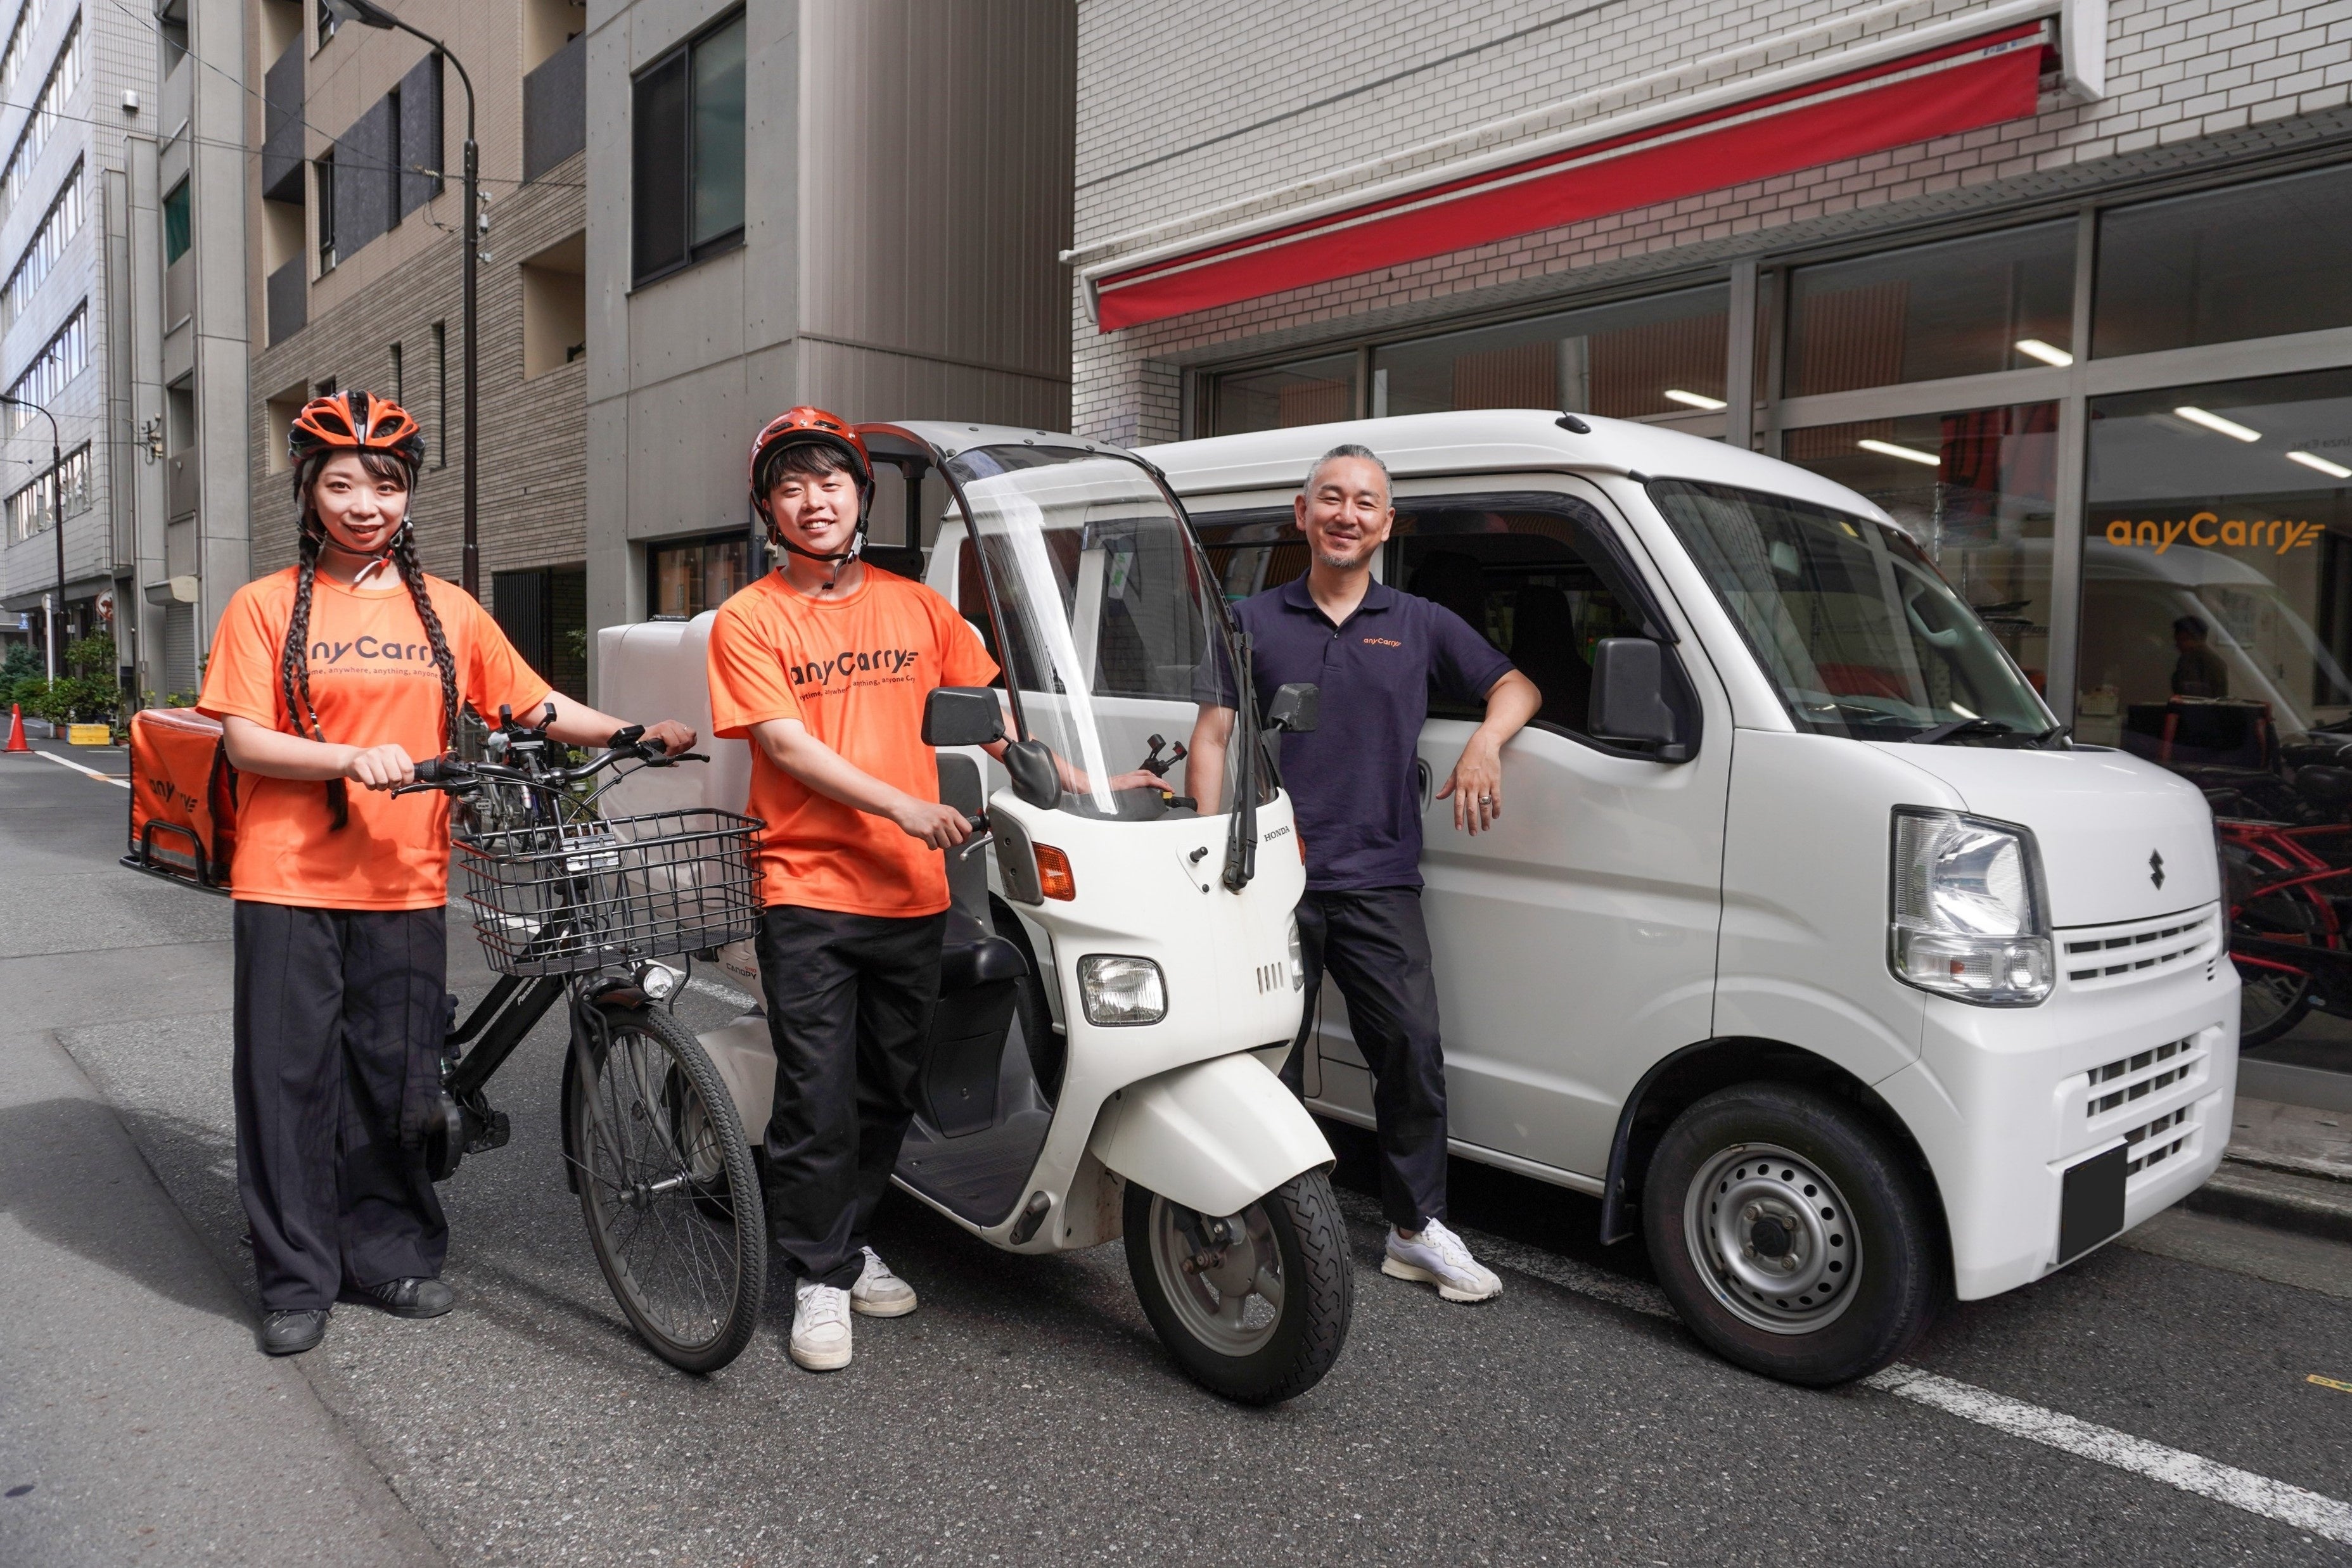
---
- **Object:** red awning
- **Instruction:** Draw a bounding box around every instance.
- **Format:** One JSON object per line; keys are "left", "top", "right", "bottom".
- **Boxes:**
{"left": 1094, "top": 22, "right": 2052, "bottom": 333}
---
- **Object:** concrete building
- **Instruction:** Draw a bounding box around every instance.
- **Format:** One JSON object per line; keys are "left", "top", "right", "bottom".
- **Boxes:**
{"left": 1068, "top": 0, "right": 2352, "bottom": 1094}
{"left": 241, "top": 0, "right": 592, "bottom": 693}
{"left": 0, "top": 0, "right": 165, "bottom": 681}
{"left": 579, "top": 0, "right": 1074, "bottom": 673}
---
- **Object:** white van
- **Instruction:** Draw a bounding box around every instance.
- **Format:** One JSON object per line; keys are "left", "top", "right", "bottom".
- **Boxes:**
{"left": 1133, "top": 409, "right": 2237, "bottom": 1384}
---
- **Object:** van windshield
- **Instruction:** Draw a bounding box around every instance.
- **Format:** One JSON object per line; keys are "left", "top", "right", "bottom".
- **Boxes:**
{"left": 1649, "top": 478, "right": 2056, "bottom": 744}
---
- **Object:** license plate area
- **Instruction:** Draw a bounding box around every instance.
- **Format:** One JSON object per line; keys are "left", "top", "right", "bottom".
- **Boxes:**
{"left": 2057, "top": 1144, "right": 2128, "bottom": 1264}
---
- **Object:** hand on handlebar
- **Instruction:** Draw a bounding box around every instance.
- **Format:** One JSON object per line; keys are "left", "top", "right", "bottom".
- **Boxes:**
{"left": 345, "top": 743, "right": 418, "bottom": 792}
{"left": 892, "top": 797, "right": 978, "bottom": 850}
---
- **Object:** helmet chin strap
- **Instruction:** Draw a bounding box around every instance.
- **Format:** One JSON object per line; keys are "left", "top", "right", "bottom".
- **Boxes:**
{"left": 765, "top": 514, "right": 867, "bottom": 592}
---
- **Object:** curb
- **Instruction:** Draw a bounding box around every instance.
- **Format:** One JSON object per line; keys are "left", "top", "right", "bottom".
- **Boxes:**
{"left": 2183, "top": 1161, "right": 2352, "bottom": 1246}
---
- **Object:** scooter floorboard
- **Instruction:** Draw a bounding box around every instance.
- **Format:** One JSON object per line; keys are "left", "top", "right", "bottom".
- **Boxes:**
{"left": 896, "top": 1107, "right": 1052, "bottom": 1228}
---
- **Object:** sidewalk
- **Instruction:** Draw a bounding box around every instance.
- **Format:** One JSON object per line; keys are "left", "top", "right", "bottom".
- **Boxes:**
{"left": 2185, "top": 1094, "right": 2352, "bottom": 1244}
{"left": 0, "top": 750, "right": 440, "bottom": 1567}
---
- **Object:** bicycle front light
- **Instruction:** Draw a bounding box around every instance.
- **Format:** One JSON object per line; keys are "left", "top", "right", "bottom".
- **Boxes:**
{"left": 1078, "top": 955, "right": 1165, "bottom": 1026}
{"left": 635, "top": 960, "right": 682, "bottom": 1003}
{"left": 1889, "top": 808, "right": 2053, "bottom": 1007}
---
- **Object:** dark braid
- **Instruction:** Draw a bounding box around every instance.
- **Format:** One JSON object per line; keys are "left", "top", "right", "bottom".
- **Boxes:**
{"left": 388, "top": 527, "right": 462, "bottom": 755}
{"left": 279, "top": 489, "right": 350, "bottom": 829}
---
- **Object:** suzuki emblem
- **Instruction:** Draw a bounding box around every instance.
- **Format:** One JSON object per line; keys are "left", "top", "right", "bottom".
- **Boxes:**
{"left": 2149, "top": 849, "right": 2166, "bottom": 890}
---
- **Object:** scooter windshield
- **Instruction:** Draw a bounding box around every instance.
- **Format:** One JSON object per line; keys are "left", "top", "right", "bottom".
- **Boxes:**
{"left": 1652, "top": 477, "right": 2057, "bottom": 744}
{"left": 945, "top": 443, "right": 1248, "bottom": 818}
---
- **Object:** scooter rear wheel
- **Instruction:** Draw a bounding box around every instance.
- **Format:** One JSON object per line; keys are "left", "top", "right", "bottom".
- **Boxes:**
{"left": 1123, "top": 1170, "right": 1353, "bottom": 1405}
{"left": 566, "top": 1003, "right": 767, "bottom": 1374}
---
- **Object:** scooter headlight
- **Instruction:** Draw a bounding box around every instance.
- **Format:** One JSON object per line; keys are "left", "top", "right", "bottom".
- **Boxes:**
{"left": 1888, "top": 808, "right": 2052, "bottom": 1007}
{"left": 1078, "top": 955, "right": 1165, "bottom": 1026}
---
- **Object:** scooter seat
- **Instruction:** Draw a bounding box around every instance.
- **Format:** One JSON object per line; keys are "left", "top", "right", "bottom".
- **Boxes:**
{"left": 940, "top": 934, "right": 1027, "bottom": 995}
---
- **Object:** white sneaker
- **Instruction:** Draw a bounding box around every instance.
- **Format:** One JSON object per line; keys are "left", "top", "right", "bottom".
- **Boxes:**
{"left": 789, "top": 1280, "right": 853, "bottom": 1371}
{"left": 1381, "top": 1218, "right": 1503, "bottom": 1303}
{"left": 849, "top": 1247, "right": 917, "bottom": 1318}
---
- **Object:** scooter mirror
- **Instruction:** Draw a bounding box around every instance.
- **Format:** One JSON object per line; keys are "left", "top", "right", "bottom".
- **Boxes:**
{"left": 1266, "top": 682, "right": 1320, "bottom": 734}
{"left": 923, "top": 686, "right": 1006, "bottom": 748}
{"left": 1003, "top": 739, "right": 1061, "bottom": 808}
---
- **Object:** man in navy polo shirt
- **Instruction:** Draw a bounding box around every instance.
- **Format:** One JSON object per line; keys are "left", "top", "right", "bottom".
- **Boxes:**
{"left": 1186, "top": 443, "right": 1541, "bottom": 1303}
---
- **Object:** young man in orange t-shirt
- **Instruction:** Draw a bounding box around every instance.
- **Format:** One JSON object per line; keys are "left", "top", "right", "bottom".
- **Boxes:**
{"left": 705, "top": 408, "right": 999, "bottom": 1373}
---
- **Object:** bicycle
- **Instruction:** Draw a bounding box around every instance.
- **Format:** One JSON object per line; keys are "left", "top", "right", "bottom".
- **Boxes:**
{"left": 396, "top": 706, "right": 769, "bottom": 1374}
{"left": 2218, "top": 815, "right": 2352, "bottom": 1047}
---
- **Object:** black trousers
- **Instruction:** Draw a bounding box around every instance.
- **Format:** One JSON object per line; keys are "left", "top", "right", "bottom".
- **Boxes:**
{"left": 232, "top": 902, "right": 449, "bottom": 1311}
{"left": 1286, "top": 887, "right": 1450, "bottom": 1232}
{"left": 757, "top": 904, "right": 945, "bottom": 1289}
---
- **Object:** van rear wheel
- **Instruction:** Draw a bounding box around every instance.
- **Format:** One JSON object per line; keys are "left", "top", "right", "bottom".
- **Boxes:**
{"left": 1644, "top": 1084, "right": 1943, "bottom": 1387}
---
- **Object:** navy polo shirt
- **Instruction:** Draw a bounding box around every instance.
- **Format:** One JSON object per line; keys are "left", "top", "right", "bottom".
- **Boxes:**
{"left": 1210, "top": 577, "right": 1514, "bottom": 893}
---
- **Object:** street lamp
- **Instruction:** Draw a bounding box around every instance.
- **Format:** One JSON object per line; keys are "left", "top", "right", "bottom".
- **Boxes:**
{"left": 323, "top": 0, "right": 480, "bottom": 597}
{"left": 2, "top": 394, "right": 65, "bottom": 681}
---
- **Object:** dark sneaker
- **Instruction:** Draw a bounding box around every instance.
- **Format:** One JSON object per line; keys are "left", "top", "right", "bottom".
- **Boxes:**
{"left": 340, "top": 1277, "right": 456, "bottom": 1318}
{"left": 260, "top": 1308, "right": 329, "bottom": 1355}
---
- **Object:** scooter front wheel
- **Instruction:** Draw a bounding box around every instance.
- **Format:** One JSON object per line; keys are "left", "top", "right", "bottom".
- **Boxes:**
{"left": 1123, "top": 1171, "right": 1353, "bottom": 1405}
{"left": 566, "top": 1003, "right": 767, "bottom": 1374}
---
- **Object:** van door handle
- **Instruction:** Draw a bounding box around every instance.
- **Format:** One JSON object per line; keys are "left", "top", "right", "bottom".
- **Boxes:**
{"left": 1415, "top": 757, "right": 1433, "bottom": 813}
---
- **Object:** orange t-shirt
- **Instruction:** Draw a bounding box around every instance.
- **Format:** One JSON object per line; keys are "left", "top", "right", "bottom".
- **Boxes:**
{"left": 197, "top": 566, "right": 552, "bottom": 910}
{"left": 706, "top": 566, "right": 998, "bottom": 916}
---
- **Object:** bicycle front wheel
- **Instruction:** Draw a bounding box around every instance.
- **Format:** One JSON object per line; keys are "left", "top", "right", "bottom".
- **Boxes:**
{"left": 566, "top": 1002, "right": 766, "bottom": 1373}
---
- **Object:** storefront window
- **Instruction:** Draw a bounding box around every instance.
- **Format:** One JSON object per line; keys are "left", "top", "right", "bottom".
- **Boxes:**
{"left": 1785, "top": 222, "right": 2074, "bottom": 397}
{"left": 2076, "top": 368, "right": 2352, "bottom": 764}
{"left": 1372, "top": 286, "right": 1729, "bottom": 423}
{"left": 2093, "top": 162, "right": 2352, "bottom": 359}
{"left": 648, "top": 531, "right": 749, "bottom": 618}
{"left": 1208, "top": 352, "right": 1357, "bottom": 435}
{"left": 1780, "top": 403, "right": 2059, "bottom": 689}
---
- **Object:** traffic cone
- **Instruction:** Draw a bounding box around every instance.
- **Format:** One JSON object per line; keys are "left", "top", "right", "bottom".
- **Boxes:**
{"left": 4, "top": 704, "right": 27, "bottom": 753}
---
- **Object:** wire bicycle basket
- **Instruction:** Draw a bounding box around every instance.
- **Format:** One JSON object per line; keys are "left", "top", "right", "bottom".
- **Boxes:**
{"left": 455, "top": 808, "right": 762, "bottom": 976}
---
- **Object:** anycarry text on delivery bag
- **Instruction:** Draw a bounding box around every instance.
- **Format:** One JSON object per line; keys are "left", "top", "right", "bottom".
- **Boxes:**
{"left": 123, "top": 707, "right": 236, "bottom": 892}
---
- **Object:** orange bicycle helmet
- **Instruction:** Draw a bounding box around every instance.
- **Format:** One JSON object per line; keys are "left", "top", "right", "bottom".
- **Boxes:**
{"left": 748, "top": 405, "right": 874, "bottom": 584}
{"left": 288, "top": 390, "right": 426, "bottom": 482}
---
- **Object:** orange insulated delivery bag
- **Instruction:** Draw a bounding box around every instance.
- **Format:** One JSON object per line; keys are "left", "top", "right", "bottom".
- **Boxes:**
{"left": 124, "top": 707, "right": 238, "bottom": 891}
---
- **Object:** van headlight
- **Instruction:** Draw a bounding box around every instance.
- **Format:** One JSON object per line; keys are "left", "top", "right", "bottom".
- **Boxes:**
{"left": 1889, "top": 808, "right": 2052, "bottom": 1006}
{"left": 1078, "top": 955, "right": 1166, "bottom": 1026}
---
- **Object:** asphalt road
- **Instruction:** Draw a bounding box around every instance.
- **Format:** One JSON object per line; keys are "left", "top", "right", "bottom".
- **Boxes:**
{"left": 5, "top": 742, "right": 2351, "bottom": 1565}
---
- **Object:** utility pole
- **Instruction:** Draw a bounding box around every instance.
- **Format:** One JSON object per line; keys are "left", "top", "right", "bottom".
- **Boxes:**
{"left": 4, "top": 395, "right": 66, "bottom": 680}
{"left": 324, "top": 0, "right": 480, "bottom": 595}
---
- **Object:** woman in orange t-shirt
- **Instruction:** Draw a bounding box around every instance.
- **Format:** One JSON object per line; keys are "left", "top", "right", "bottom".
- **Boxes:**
{"left": 198, "top": 392, "right": 697, "bottom": 1358}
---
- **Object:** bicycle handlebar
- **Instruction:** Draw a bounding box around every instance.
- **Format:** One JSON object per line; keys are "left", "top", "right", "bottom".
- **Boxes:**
{"left": 393, "top": 741, "right": 705, "bottom": 798}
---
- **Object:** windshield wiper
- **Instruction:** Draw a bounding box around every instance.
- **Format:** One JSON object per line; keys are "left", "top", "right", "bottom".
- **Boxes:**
{"left": 1908, "top": 718, "right": 2014, "bottom": 745}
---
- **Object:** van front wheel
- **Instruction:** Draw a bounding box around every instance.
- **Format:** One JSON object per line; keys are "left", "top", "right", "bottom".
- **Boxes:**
{"left": 1644, "top": 1084, "right": 1943, "bottom": 1387}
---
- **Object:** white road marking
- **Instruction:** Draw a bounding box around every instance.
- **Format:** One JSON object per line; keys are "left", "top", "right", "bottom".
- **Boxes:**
{"left": 32, "top": 748, "right": 129, "bottom": 788}
{"left": 1866, "top": 1365, "right": 2352, "bottom": 1544}
{"left": 686, "top": 974, "right": 758, "bottom": 1010}
{"left": 1336, "top": 1188, "right": 2352, "bottom": 1540}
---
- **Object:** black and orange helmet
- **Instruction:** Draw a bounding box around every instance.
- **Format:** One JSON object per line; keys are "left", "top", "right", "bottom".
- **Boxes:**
{"left": 288, "top": 390, "right": 426, "bottom": 479}
{"left": 747, "top": 405, "right": 871, "bottom": 515}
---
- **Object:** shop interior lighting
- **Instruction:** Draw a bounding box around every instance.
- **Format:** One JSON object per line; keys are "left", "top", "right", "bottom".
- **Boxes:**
{"left": 1858, "top": 438, "right": 1941, "bottom": 467}
{"left": 2287, "top": 450, "right": 2352, "bottom": 480}
{"left": 1663, "top": 388, "right": 1727, "bottom": 411}
{"left": 2175, "top": 405, "right": 2261, "bottom": 442}
{"left": 2014, "top": 338, "right": 2073, "bottom": 367}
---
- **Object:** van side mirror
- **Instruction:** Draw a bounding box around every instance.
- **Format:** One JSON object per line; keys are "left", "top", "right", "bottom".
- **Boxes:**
{"left": 923, "top": 687, "right": 1004, "bottom": 748}
{"left": 1589, "top": 639, "right": 1687, "bottom": 761}
{"left": 1002, "top": 739, "right": 1061, "bottom": 808}
{"left": 1265, "top": 682, "right": 1319, "bottom": 734}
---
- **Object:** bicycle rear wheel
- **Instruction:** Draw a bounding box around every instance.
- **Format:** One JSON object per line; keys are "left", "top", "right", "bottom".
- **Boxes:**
{"left": 566, "top": 1002, "right": 766, "bottom": 1372}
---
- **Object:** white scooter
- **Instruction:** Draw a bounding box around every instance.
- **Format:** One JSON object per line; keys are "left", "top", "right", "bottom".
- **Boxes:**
{"left": 602, "top": 423, "right": 1353, "bottom": 1403}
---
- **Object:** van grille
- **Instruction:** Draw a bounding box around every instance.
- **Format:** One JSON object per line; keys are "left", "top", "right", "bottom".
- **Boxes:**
{"left": 2121, "top": 1107, "right": 2194, "bottom": 1178}
{"left": 2085, "top": 1036, "right": 2198, "bottom": 1117}
{"left": 2061, "top": 910, "right": 2217, "bottom": 988}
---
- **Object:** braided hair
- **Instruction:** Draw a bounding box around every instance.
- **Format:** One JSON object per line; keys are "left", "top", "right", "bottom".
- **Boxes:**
{"left": 281, "top": 443, "right": 457, "bottom": 828}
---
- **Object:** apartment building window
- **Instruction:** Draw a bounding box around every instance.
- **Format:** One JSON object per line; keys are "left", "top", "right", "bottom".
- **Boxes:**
{"left": 3, "top": 162, "right": 84, "bottom": 333}
{"left": 648, "top": 531, "right": 749, "bottom": 618}
{"left": 163, "top": 179, "right": 190, "bottom": 262}
{"left": 316, "top": 0, "right": 337, "bottom": 47}
{"left": 0, "top": 18, "right": 85, "bottom": 222}
{"left": 7, "top": 303, "right": 87, "bottom": 431}
{"left": 5, "top": 441, "right": 91, "bottom": 544}
{"left": 316, "top": 152, "right": 336, "bottom": 271}
{"left": 0, "top": 0, "right": 44, "bottom": 96}
{"left": 631, "top": 10, "right": 745, "bottom": 284}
